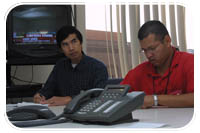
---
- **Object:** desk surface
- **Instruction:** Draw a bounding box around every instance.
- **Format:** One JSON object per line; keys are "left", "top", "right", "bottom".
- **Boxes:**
{"left": 36, "top": 106, "right": 193, "bottom": 128}
{"left": 6, "top": 105, "right": 193, "bottom": 128}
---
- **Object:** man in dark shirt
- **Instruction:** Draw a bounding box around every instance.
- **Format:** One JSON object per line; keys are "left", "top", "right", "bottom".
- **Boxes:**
{"left": 33, "top": 25, "right": 108, "bottom": 106}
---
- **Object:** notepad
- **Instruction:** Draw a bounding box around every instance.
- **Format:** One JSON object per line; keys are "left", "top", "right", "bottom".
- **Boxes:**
{"left": 19, "top": 102, "right": 48, "bottom": 107}
{"left": 7, "top": 102, "right": 48, "bottom": 107}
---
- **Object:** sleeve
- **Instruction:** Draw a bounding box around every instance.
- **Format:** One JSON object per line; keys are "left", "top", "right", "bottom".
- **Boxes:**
{"left": 38, "top": 65, "right": 58, "bottom": 99}
{"left": 183, "top": 54, "right": 194, "bottom": 93}
{"left": 120, "top": 70, "right": 136, "bottom": 92}
{"left": 92, "top": 62, "right": 108, "bottom": 88}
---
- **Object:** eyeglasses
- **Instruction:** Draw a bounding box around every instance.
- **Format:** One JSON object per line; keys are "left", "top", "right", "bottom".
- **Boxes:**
{"left": 140, "top": 43, "right": 161, "bottom": 54}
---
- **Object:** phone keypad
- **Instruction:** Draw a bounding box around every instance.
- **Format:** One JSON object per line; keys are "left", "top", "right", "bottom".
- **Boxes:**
{"left": 77, "top": 92, "right": 122, "bottom": 114}
{"left": 78, "top": 99, "right": 114, "bottom": 113}
{"left": 79, "top": 99, "right": 102, "bottom": 112}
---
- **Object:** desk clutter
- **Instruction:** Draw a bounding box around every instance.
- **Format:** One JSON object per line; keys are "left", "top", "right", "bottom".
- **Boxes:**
{"left": 6, "top": 104, "right": 193, "bottom": 128}
{"left": 6, "top": 85, "right": 146, "bottom": 127}
{"left": 5, "top": 84, "right": 194, "bottom": 128}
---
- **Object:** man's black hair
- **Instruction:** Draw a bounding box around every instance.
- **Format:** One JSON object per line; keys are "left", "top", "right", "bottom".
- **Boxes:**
{"left": 56, "top": 25, "right": 83, "bottom": 48}
{"left": 138, "top": 20, "right": 169, "bottom": 42}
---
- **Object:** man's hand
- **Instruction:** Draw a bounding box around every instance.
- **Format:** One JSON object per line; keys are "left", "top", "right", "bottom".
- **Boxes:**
{"left": 33, "top": 93, "right": 46, "bottom": 103}
{"left": 40, "top": 96, "right": 72, "bottom": 106}
{"left": 141, "top": 93, "right": 194, "bottom": 109}
{"left": 141, "top": 95, "right": 154, "bottom": 109}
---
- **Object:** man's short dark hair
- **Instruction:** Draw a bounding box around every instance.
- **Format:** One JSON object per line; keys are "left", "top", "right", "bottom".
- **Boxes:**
{"left": 56, "top": 25, "right": 83, "bottom": 48}
{"left": 138, "top": 20, "right": 169, "bottom": 42}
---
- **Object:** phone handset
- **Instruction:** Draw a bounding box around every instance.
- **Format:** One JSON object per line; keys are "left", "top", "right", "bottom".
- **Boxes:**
{"left": 64, "top": 88, "right": 104, "bottom": 114}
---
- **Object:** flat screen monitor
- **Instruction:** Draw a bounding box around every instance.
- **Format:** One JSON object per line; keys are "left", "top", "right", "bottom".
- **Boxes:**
{"left": 6, "top": 5, "right": 73, "bottom": 65}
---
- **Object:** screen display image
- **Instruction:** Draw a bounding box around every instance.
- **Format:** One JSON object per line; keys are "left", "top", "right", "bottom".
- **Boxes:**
{"left": 13, "top": 31, "right": 56, "bottom": 45}
{"left": 7, "top": 5, "right": 72, "bottom": 65}
{"left": 12, "top": 5, "right": 68, "bottom": 45}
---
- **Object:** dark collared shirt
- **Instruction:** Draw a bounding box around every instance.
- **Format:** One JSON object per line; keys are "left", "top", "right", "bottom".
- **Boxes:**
{"left": 38, "top": 53, "right": 108, "bottom": 99}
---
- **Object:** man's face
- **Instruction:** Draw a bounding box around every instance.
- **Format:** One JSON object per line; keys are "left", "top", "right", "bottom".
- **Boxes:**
{"left": 61, "top": 33, "right": 82, "bottom": 64}
{"left": 140, "top": 34, "right": 171, "bottom": 67}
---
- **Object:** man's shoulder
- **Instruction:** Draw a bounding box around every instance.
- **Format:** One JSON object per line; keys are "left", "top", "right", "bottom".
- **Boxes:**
{"left": 178, "top": 50, "right": 193, "bottom": 56}
{"left": 84, "top": 55, "right": 106, "bottom": 66}
{"left": 176, "top": 51, "right": 194, "bottom": 63}
{"left": 129, "top": 61, "right": 152, "bottom": 73}
{"left": 136, "top": 61, "right": 151, "bottom": 69}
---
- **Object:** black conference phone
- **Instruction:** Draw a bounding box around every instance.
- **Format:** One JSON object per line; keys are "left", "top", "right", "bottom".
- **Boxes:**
{"left": 63, "top": 84, "right": 145, "bottom": 124}
{"left": 7, "top": 105, "right": 56, "bottom": 121}
{"left": 9, "top": 84, "right": 145, "bottom": 127}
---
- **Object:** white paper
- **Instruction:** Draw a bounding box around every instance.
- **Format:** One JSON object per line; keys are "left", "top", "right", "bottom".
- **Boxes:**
{"left": 17, "top": 102, "right": 48, "bottom": 107}
{"left": 6, "top": 102, "right": 48, "bottom": 107}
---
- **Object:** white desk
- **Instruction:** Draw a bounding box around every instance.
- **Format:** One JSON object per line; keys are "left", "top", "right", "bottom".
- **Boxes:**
{"left": 34, "top": 106, "right": 193, "bottom": 128}
{"left": 132, "top": 107, "right": 193, "bottom": 128}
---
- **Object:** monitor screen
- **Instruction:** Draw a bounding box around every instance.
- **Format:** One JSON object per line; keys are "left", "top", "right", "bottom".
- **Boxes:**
{"left": 7, "top": 5, "right": 73, "bottom": 65}
{"left": 12, "top": 5, "right": 70, "bottom": 45}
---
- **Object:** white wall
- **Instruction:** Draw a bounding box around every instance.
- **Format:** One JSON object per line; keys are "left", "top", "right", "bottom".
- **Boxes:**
{"left": 76, "top": 5, "right": 86, "bottom": 53}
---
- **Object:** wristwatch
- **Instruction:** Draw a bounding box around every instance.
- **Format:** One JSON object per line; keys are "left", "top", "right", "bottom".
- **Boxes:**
{"left": 153, "top": 95, "right": 158, "bottom": 106}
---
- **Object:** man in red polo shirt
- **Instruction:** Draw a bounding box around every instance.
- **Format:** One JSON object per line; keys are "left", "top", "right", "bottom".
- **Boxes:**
{"left": 121, "top": 20, "right": 194, "bottom": 108}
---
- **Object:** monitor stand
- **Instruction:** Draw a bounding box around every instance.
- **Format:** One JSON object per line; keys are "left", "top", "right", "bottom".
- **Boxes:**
{"left": 6, "top": 64, "right": 42, "bottom": 98}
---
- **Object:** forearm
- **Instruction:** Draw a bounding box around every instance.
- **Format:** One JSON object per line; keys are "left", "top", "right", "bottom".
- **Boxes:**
{"left": 37, "top": 88, "right": 53, "bottom": 99}
{"left": 40, "top": 96, "right": 72, "bottom": 106}
{"left": 157, "top": 93, "right": 194, "bottom": 108}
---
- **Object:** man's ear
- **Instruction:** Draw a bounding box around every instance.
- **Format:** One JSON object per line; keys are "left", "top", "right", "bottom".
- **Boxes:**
{"left": 164, "top": 35, "right": 171, "bottom": 47}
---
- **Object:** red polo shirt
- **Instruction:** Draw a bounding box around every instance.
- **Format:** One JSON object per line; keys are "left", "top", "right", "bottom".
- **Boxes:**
{"left": 120, "top": 50, "right": 194, "bottom": 95}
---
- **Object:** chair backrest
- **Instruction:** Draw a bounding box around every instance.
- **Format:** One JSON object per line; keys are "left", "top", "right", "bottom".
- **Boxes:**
{"left": 106, "top": 78, "right": 123, "bottom": 85}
